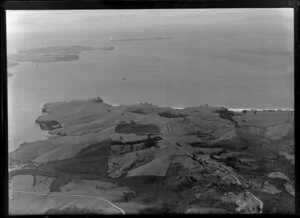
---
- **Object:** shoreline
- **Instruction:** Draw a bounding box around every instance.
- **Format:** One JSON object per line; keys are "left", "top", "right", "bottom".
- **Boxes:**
{"left": 227, "top": 108, "right": 294, "bottom": 112}
{"left": 88, "top": 99, "right": 294, "bottom": 112}
{"left": 9, "top": 99, "right": 292, "bottom": 153}
{"left": 9, "top": 96, "right": 295, "bottom": 214}
{"left": 40, "top": 98, "right": 294, "bottom": 112}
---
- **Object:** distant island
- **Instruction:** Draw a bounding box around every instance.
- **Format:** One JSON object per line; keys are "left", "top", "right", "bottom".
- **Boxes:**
{"left": 109, "top": 36, "right": 172, "bottom": 42}
{"left": 9, "top": 97, "right": 294, "bottom": 214}
{"left": 8, "top": 61, "right": 19, "bottom": 68}
{"left": 7, "top": 61, "right": 17, "bottom": 78}
{"left": 8, "top": 45, "right": 114, "bottom": 64}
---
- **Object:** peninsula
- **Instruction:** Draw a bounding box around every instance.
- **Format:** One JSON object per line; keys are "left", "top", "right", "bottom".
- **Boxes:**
{"left": 9, "top": 98, "right": 295, "bottom": 214}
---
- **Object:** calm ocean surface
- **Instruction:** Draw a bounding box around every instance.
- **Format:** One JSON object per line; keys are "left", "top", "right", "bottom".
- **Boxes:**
{"left": 7, "top": 11, "right": 294, "bottom": 151}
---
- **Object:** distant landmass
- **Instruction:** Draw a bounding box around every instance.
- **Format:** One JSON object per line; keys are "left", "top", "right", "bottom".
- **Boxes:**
{"left": 8, "top": 61, "right": 19, "bottom": 68}
{"left": 7, "top": 61, "right": 17, "bottom": 78}
{"left": 109, "top": 36, "right": 172, "bottom": 42}
{"left": 9, "top": 98, "right": 294, "bottom": 214}
{"left": 234, "top": 48, "right": 293, "bottom": 57}
{"left": 8, "top": 46, "right": 114, "bottom": 64}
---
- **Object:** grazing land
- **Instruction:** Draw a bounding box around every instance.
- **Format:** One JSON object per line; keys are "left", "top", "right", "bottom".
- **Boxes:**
{"left": 9, "top": 98, "right": 294, "bottom": 214}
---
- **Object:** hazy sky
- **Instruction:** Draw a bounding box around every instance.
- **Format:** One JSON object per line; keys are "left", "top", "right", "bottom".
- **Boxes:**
{"left": 7, "top": 8, "right": 293, "bottom": 34}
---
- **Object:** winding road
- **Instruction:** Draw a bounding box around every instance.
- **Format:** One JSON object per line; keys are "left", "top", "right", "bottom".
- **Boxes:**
{"left": 10, "top": 190, "right": 126, "bottom": 215}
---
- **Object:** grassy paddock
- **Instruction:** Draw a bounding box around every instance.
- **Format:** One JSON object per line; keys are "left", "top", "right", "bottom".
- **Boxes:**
{"left": 115, "top": 123, "right": 160, "bottom": 135}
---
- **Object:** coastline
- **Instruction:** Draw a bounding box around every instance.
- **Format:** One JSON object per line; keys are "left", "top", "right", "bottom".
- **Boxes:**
{"left": 10, "top": 98, "right": 293, "bottom": 153}
{"left": 95, "top": 100, "right": 294, "bottom": 112}
{"left": 9, "top": 97, "right": 295, "bottom": 214}
{"left": 228, "top": 108, "right": 294, "bottom": 112}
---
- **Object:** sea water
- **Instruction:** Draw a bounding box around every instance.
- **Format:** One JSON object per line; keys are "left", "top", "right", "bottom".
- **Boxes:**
{"left": 7, "top": 10, "right": 294, "bottom": 151}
